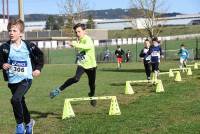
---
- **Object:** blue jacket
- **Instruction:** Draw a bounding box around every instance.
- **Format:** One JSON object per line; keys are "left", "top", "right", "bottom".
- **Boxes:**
{"left": 148, "top": 45, "right": 163, "bottom": 63}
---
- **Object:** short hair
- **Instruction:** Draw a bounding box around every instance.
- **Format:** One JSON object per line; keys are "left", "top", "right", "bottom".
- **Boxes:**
{"left": 7, "top": 19, "right": 25, "bottom": 33}
{"left": 152, "top": 37, "right": 158, "bottom": 42}
{"left": 181, "top": 44, "right": 185, "bottom": 47}
{"left": 145, "top": 38, "right": 149, "bottom": 42}
{"left": 73, "top": 23, "right": 86, "bottom": 31}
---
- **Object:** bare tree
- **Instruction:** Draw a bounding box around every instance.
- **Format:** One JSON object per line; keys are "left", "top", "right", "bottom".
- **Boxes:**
{"left": 59, "top": 0, "right": 89, "bottom": 32}
{"left": 130, "top": 0, "right": 167, "bottom": 39}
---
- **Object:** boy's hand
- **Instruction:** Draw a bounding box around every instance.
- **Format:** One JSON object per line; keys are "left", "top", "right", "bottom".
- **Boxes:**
{"left": 32, "top": 70, "right": 41, "bottom": 77}
{"left": 2, "top": 63, "right": 11, "bottom": 70}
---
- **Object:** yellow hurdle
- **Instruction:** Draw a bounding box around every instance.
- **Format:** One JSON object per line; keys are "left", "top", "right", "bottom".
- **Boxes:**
{"left": 62, "top": 96, "right": 121, "bottom": 119}
{"left": 125, "top": 79, "right": 164, "bottom": 94}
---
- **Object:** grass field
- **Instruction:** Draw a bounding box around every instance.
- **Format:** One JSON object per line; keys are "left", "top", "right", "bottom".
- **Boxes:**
{"left": 43, "top": 38, "right": 199, "bottom": 64}
{"left": 0, "top": 61, "right": 200, "bottom": 134}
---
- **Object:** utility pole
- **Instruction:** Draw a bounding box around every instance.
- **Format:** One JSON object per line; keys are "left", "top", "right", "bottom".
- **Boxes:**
{"left": 18, "top": 0, "right": 24, "bottom": 21}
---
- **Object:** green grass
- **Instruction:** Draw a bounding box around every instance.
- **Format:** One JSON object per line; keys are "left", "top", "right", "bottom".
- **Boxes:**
{"left": 0, "top": 61, "right": 200, "bottom": 133}
{"left": 43, "top": 38, "right": 199, "bottom": 64}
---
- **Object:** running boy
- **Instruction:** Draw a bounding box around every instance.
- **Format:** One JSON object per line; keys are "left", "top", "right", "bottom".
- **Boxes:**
{"left": 0, "top": 19, "right": 44, "bottom": 134}
{"left": 115, "top": 45, "right": 124, "bottom": 69}
{"left": 178, "top": 44, "right": 189, "bottom": 69}
{"left": 139, "top": 39, "right": 151, "bottom": 80}
{"left": 148, "top": 37, "right": 163, "bottom": 80}
{"left": 49, "top": 23, "right": 97, "bottom": 106}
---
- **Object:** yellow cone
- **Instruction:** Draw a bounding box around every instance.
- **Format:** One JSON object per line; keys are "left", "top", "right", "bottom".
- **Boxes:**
{"left": 152, "top": 73, "right": 158, "bottom": 84}
{"left": 187, "top": 68, "right": 192, "bottom": 75}
{"left": 175, "top": 71, "right": 182, "bottom": 82}
{"left": 62, "top": 100, "right": 75, "bottom": 119}
{"left": 194, "top": 63, "right": 198, "bottom": 69}
{"left": 156, "top": 80, "right": 164, "bottom": 92}
{"left": 109, "top": 96, "right": 121, "bottom": 115}
{"left": 125, "top": 81, "right": 134, "bottom": 94}
{"left": 169, "top": 69, "right": 174, "bottom": 77}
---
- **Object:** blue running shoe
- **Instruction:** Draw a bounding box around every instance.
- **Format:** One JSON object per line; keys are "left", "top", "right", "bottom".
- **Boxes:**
{"left": 25, "top": 119, "right": 35, "bottom": 134}
{"left": 16, "top": 123, "right": 25, "bottom": 134}
{"left": 50, "top": 87, "right": 61, "bottom": 99}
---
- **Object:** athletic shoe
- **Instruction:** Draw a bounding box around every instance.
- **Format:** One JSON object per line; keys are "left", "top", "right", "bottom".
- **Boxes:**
{"left": 16, "top": 123, "right": 25, "bottom": 134}
{"left": 88, "top": 92, "right": 97, "bottom": 107}
{"left": 90, "top": 100, "right": 97, "bottom": 107}
{"left": 25, "top": 119, "right": 35, "bottom": 134}
{"left": 50, "top": 87, "right": 61, "bottom": 99}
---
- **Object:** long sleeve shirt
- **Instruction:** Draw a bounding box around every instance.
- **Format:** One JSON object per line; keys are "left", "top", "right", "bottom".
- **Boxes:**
{"left": 72, "top": 35, "right": 97, "bottom": 69}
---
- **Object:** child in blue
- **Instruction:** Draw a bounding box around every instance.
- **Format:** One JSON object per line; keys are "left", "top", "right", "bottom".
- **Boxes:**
{"left": 0, "top": 19, "right": 44, "bottom": 134}
{"left": 178, "top": 44, "right": 189, "bottom": 69}
{"left": 148, "top": 37, "right": 163, "bottom": 79}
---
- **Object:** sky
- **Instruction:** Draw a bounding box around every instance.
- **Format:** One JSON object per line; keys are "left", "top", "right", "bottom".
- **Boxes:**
{"left": 0, "top": 0, "right": 200, "bottom": 15}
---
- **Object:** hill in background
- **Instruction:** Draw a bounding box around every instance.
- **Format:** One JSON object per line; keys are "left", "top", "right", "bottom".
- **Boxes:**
{"left": 1, "top": 8, "right": 182, "bottom": 21}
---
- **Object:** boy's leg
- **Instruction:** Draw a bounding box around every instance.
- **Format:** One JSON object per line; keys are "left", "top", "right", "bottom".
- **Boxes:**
{"left": 9, "top": 79, "right": 32, "bottom": 124}
{"left": 59, "top": 66, "right": 84, "bottom": 91}
{"left": 50, "top": 66, "right": 85, "bottom": 98}
{"left": 85, "top": 67, "right": 96, "bottom": 96}
{"left": 183, "top": 60, "right": 187, "bottom": 68}
{"left": 9, "top": 79, "right": 32, "bottom": 133}
{"left": 144, "top": 63, "right": 151, "bottom": 80}
{"left": 85, "top": 67, "right": 97, "bottom": 107}
{"left": 179, "top": 58, "right": 184, "bottom": 69}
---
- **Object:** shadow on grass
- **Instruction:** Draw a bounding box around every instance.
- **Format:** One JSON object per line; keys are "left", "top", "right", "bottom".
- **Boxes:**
{"left": 110, "top": 82, "right": 125, "bottom": 86}
{"left": 100, "top": 68, "right": 169, "bottom": 73}
{"left": 30, "top": 110, "right": 60, "bottom": 119}
{"left": 99, "top": 68, "right": 145, "bottom": 73}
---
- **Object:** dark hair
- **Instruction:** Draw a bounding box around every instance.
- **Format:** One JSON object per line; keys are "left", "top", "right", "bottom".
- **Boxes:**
{"left": 152, "top": 37, "right": 158, "bottom": 42}
{"left": 145, "top": 38, "right": 149, "bottom": 42}
{"left": 181, "top": 44, "right": 185, "bottom": 47}
{"left": 73, "top": 23, "right": 86, "bottom": 31}
{"left": 7, "top": 18, "right": 24, "bottom": 32}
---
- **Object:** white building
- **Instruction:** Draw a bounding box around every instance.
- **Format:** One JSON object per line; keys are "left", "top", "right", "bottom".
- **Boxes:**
{"left": 25, "top": 21, "right": 46, "bottom": 31}
{"left": 92, "top": 14, "right": 200, "bottom": 30}
{"left": 0, "top": 18, "right": 8, "bottom": 32}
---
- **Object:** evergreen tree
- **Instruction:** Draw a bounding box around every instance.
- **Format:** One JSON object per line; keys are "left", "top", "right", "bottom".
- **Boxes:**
{"left": 86, "top": 15, "right": 95, "bottom": 29}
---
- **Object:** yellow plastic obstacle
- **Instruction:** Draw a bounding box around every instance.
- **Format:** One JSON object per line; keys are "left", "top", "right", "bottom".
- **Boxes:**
{"left": 62, "top": 96, "right": 121, "bottom": 119}
{"left": 159, "top": 70, "right": 174, "bottom": 77}
{"left": 125, "top": 79, "right": 164, "bottom": 94}
{"left": 187, "top": 63, "right": 198, "bottom": 69}
{"left": 156, "top": 80, "right": 164, "bottom": 92}
{"left": 170, "top": 67, "right": 192, "bottom": 76}
{"left": 174, "top": 71, "right": 182, "bottom": 82}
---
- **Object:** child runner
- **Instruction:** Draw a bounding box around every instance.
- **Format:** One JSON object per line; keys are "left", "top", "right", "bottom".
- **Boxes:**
{"left": 49, "top": 23, "right": 97, "bottom": 107}
{"left": 148, "top": 37, "right": 163, "bottom": 80}
{"left": 115, "top": 45, "right": 124, "bottom": 69}
{"left": 139, "top": 39, "right": 151, "bottom": 80}
{"left": 178, "top": 44, "right": 189, "bottom": 69}
{"left": 0, "top": 19, "right": 44, "bottom": 134}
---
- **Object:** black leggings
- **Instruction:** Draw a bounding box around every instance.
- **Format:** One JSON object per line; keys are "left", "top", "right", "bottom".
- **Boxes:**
{"left": 8, "top": 79, "right": 32, "bottom": 124}
{"left": 59, "top": 66, "right": 96, "bottom": 96}
{"left": 143, "top": 62, "right": 151, "bottom": 78}
{"left": 151, "top": 62, "right": 159, "bottom": 72}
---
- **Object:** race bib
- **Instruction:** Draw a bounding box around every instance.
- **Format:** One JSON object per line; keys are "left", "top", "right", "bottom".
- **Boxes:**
{"left": 151, "top": 51, "right": 160, "bottom": 56}
{"left": 9, "top": 60, "right": 28, "bottom": 76}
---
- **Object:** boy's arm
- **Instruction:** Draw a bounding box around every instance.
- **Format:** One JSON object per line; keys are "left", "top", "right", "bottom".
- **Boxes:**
{"left": 30, "top": 42, "right": 44, "bottom": 71}
{"left": 0, "top": 46, "right": 4, "bottom": 70}
{"left": 139, "top": 49, "right": 144, "bottom": 58}
{"left": 72, "top": 37, "right": 93, "bottom": 50}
